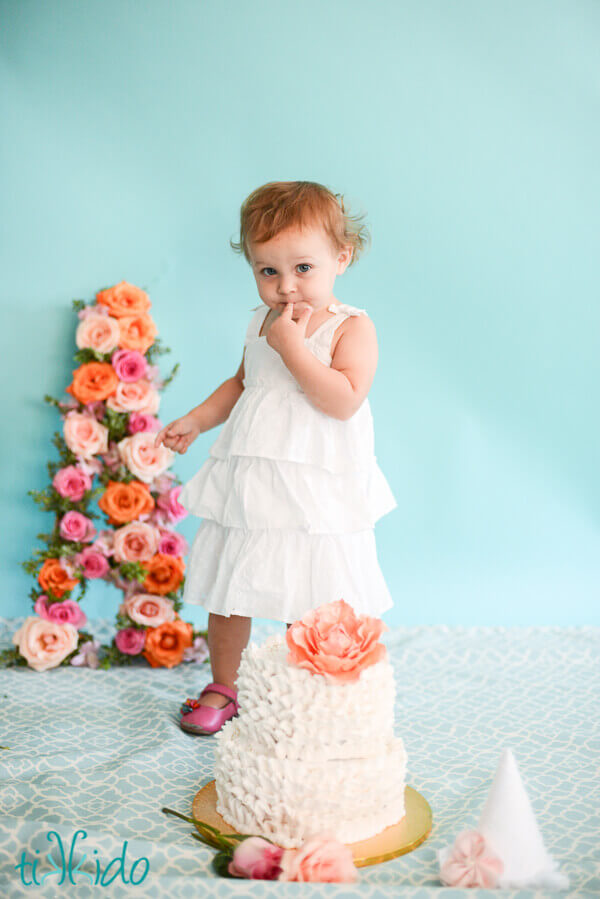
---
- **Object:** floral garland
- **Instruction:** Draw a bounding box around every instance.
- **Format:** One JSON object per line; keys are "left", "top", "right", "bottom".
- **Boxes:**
{"left": 0, "top": 281, "right": 208, "bottom": 671}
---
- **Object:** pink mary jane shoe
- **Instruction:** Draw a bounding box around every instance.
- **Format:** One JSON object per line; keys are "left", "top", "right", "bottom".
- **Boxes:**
{"left": 179, "top": 682, "right": 239, "bottom": 735}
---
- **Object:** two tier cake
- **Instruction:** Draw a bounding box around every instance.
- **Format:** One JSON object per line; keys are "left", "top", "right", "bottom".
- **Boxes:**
{"left": 214, "top": 599, "right": 407, "bottom": 849}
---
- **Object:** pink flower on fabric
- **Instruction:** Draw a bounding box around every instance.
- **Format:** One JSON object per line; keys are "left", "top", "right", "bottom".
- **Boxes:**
{"left": 156, "top": 484, "right": 187, "bottom": 524}
{"left": 158, "top": 529, "right": 188, "bottom": 557}
{"left": 128, "top": 412, "right": 161, "bottom": 434}
{"left": 59, "top": 511, "right": 97, "bottom": 543}
{"left": 77, "top": 548, "right": 110, "bottom": 579}
{"left": 114, "top": 627, "right": 146, "bottom": 655}
{"left": 278, "top": 834, "right": 357, "bottom": 882}
{"left": 111, "top": 349, "right": 148, "bottom": 382}
{"left": 229, "top": 837, "right": 284, "bottom": 880}
{"left": 34, "top": 595, "right": 87, "bottom": 628}
{"left": 53, "top": 465, "right": 92, "bottom": 501}
{"left": 440, "top": 830, "right": 504, "bottom": 888}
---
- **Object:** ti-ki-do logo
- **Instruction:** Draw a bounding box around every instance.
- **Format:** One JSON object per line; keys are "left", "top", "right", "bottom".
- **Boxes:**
{"left": 15, "top": 830, "right": 150, "bottom": 887}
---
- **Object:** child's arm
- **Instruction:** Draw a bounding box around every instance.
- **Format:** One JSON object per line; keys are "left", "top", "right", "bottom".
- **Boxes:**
{"left": 268, "top": 305, "right": 377, "bottom": 421}
{"left": 154, "top": 354, "right": 245, "bottom": 452}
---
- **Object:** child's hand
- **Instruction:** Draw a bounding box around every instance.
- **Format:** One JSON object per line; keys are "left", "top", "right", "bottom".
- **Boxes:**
{"left": 154, "top": 412, "right": 202, "bottom": 454}
{"left": 267, "top": 303, "right": 312, "bottom": 357}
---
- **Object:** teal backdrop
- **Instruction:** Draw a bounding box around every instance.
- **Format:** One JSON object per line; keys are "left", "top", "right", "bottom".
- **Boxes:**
{"left": 1, "top": 1, "right": 598, "bottom": 626}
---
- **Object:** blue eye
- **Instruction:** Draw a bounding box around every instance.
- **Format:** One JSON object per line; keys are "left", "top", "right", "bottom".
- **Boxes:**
{"left": 297, "top": 264, "right": 312, "bottom": 273}
{"left": 260, "top": 267, "right": 276, "bottom": 276}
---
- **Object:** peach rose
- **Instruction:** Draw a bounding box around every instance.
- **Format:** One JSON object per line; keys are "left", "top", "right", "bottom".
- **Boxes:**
{"left": 38, "top": 558, "right": 79, "bottom": 598}
{"left": 141, "top": 553, "right": 185, "bottom": 595}
{"left": 119, "top": 594, "right": 176, "bottom": 626}
{"left": 286, "top": 599, "right": 387, "bottom": 683}
{"left": 106, "top": 379, "right": 160, "bottom": 415}
{"left": 117, "top": 313, "right": 158, "bottom": 354}
{"left": 65, "top": 362, "right": 119, "bottom": 405}
{"left": 96, "top": 281, "right": 151, "bottom": 317}
{"left": 279, "top": 834, "right": 357, "bottom": 883}
{"left": 98, "top": 480, "right": 155, "bottom": 525}
{"left": 63, "top": 412, "right": 109, "bottom": 459}
{"left": 118, "top": 432, "right": 174, "bottom": 484}
{"left": 113, "top": 521, "right": 160, "bottom": 562}
{"left": 13, "top": 617, "right": 79, "bottom": 671}
{"left": 143, "top": 619, "right": 193, "bottom": 668}
{"left": 75, "top": 313, "right": 121, "bottom": 354}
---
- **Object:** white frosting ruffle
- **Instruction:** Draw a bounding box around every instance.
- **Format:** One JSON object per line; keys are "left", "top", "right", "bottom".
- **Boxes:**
{"left": 178, "top": 454, "right": 397, "bottom": 533}
{"left": 181, "top": 520, "right": 395, "bottom": 621}
{"left": 230, "top": 636, "right": 396, "bottom": 759}
{"left": 214, "top": 634, "right": 407, "bottom": 848}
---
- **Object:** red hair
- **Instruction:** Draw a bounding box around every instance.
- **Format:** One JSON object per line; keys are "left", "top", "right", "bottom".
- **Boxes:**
{"left": 230, "top": 181, "right": 370, "bottom": 267}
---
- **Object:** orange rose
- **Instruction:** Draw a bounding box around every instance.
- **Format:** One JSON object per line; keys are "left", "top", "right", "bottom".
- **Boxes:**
{"left": 118, "top": 314, "right": 158, "bottom": 354}
{"left": 141, "top": 554, "right": 185, "bottom": 595}
{"left": 98, "top": 480, "right": 155, "bottom": 525}
{"left": 66, "top": 362, "right": 119, "bottom": 404}
{"left": 38, "top": 558, "right": 79, "bottom": 598}
{"left": 286, "top": 599, "right": 387, "bottom": 683}
{"left": 142, "top": 618, "right": 193, "bottom": 668}
{"left": 96, "top": 281, "right": 151, "bottom": 317}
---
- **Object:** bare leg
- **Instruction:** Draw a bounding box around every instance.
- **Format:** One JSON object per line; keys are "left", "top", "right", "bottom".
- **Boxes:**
{"left": 198, "top": 613, "right": 252, "bottom": 709}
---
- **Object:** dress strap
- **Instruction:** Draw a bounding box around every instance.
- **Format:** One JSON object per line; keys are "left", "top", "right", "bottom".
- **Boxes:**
{"left": 244, "top": 305, "right": 268, "bottom": 346}
{"left": 308, "top": 302, "right": 369, "bottom": 357}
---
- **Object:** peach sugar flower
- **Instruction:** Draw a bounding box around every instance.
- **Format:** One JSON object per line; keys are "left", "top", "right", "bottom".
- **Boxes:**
{"left": 286, "top": 599, "right": 387, "bottom": 683}
{"left": 113, "top": 521, "right": 160, "bottom": 563}
{"left": 96, "top": 281, "right": 151, "bottom": 317}
{"left": 106, "top": 379, "right": 160, "bottom": 415}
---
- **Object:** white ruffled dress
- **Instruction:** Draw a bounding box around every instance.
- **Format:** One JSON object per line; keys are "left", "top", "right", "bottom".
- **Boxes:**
{"left": 178, "top": 301, "right": 397, "bottom": 622}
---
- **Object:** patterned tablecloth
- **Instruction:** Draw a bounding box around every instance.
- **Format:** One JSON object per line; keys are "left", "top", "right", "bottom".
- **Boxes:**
{"left": 0, "top": 617, "right": 598, "bottom": 898}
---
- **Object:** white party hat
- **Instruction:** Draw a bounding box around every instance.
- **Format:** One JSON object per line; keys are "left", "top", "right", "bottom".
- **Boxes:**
{"left": 477, "top": 748, "right": 569, "bottom": 890}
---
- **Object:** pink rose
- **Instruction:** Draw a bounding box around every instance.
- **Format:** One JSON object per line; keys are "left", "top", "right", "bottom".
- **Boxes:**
{"left": 59, "top": 511, "right": 97, "bottom": 543}
{"left": 128, "top": 412, "right": 161, "bottom": 434}
{"left": 117, "top": 432, "right": 174, "bottom": 484}
{"left": 53, "top": 466, "right": 92, "bottom": 501}
{"left": 115, "top": 627, "right": 146, "bottom": 655}
{"left": 158, "top": 529, "right": 188, "bottom": 557}
{"left": 113, "top": 521, "right": 160, "bottom": 563}
{"left": 63, "top": 411, "right": 109, "bottom": 459}
{"left": 77, "top": 548, "right": 110, "bottom": 579}
{"left": 278, "top": 834, "right": 357, "bottom": 883}
{"left": 34, "top": 595, "right": 87, "bottom": 629}
{"left": 106, "top": 379, "right": 160, "bottom": 415}
{"left": 286, "top": 599, "right": 387, "bottom": 683}
{"left": 76, "top": 312, "right": 120, "bottom": 354}
{"left": 12, "top": 617, "right": 79, "bottom": 671}
{"left": 111, "top": 349, "right": 148, "bottom": 382}
{"left": 229, "top": 837, "right": 283, "bottom": 880}
{"left": 156, "top": 485, "right": 188, "bottom": 524}
{"left": 119, "top": 594, "right": 176, "bottom": 626}
{"left": 440, "top": 830, "right": 503, "bottom": 889}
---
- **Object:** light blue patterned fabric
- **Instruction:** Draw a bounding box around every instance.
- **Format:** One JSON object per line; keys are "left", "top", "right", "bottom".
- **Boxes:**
{"left": 1, "top": 618, "right": 598, "bottom": 898}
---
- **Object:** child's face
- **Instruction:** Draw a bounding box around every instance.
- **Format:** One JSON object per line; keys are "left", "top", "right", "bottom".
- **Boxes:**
{"left": 248, "top": 224, "right": 352, "bottom": 319}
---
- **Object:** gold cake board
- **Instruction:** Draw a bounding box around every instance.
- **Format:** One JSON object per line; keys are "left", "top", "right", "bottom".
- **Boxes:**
{"left": 192, "top": 781, "right": 432, "bottom": 868}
